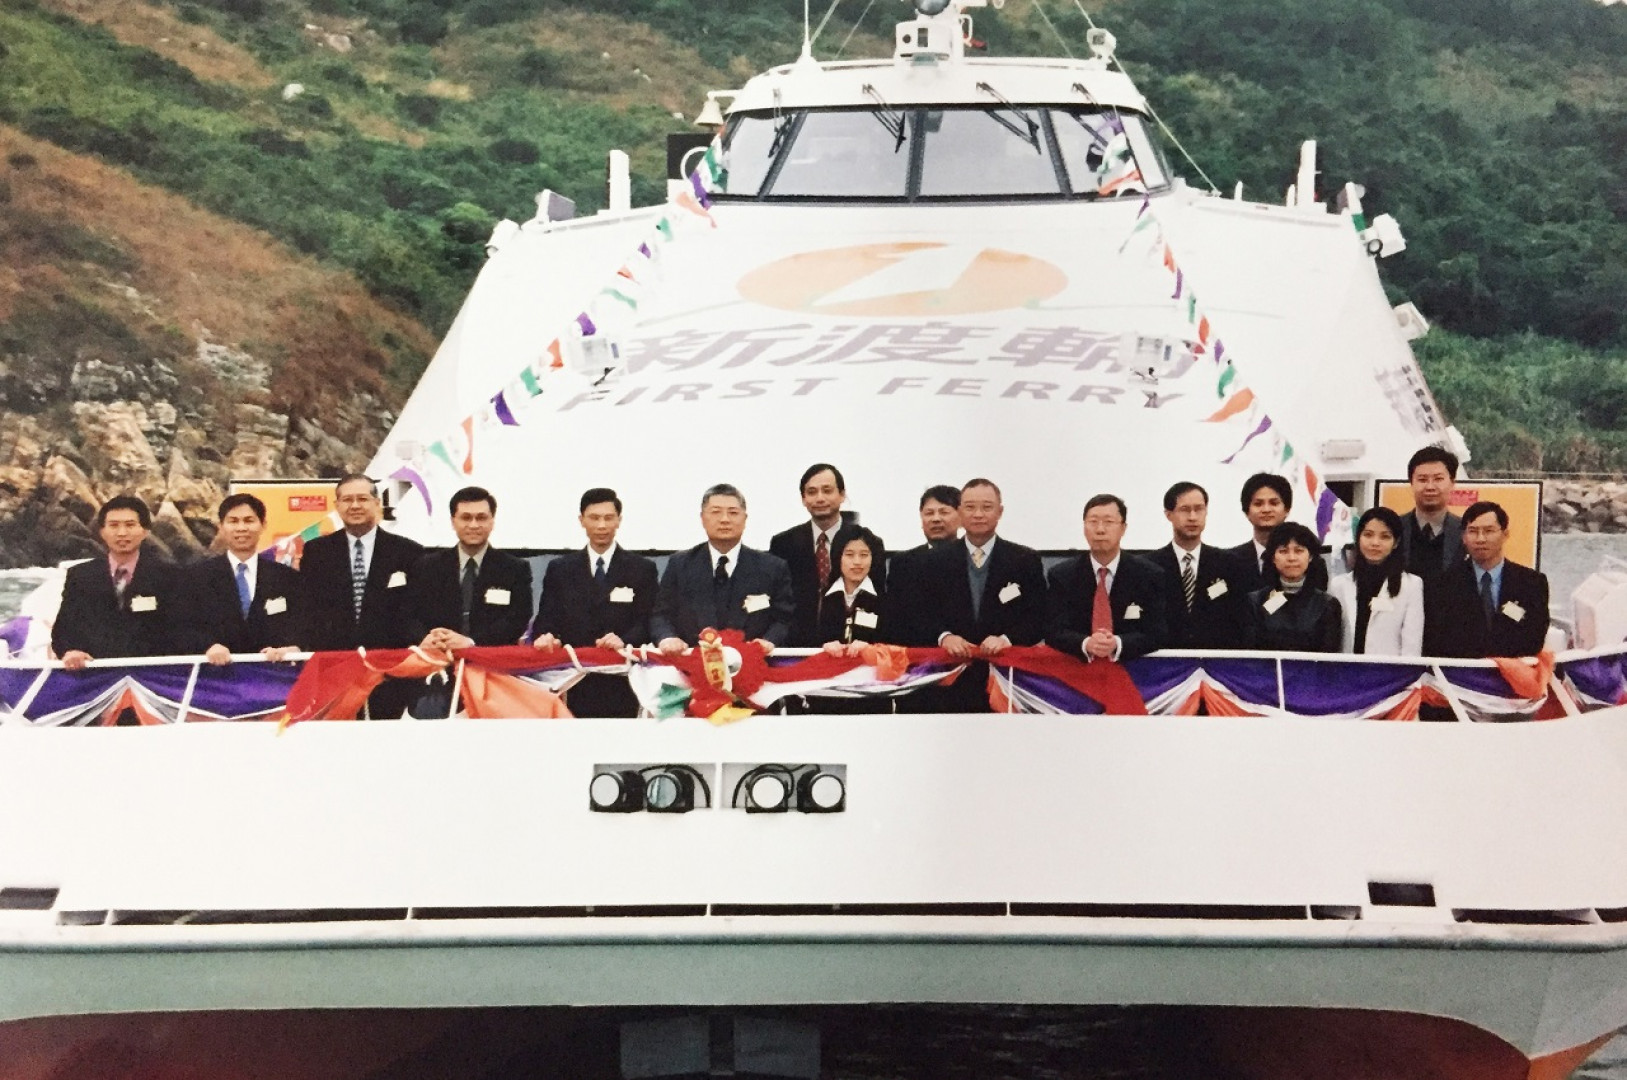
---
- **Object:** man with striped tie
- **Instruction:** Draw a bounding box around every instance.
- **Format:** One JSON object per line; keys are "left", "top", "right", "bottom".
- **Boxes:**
{"left": 299, "top": 474, "right": 424, "bottom": 715}
{"left": 1145, "top": 481, "right": 1249, "bottom": 651}
{"left": 175, "top": 494, "right": 305, "bottom": 663}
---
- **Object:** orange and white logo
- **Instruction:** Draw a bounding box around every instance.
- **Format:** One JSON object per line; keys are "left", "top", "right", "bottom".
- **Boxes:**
{"left": 738, "top": 242, "right": 1068, "bottom": 317}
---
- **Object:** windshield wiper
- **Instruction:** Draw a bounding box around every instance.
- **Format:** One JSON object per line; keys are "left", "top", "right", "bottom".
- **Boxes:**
{"left": 767, "top": 111, "right": 799, "bottom": 159}
{"left": 976, "top": 82, "right": 1040, "bottom": 153}
{"left": 863, "top": 85, "right": 909, "bottom": 152}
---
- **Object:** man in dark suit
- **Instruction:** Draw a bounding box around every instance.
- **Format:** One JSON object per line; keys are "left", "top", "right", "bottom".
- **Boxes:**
{"left": 917, "top": 478, "right": 1047, "bottom": 712}
{"left": 299, "top": 474, "right": 424, "bottom": 652}
{"left": 1146, "top": 481, "right": 1248, "bottom": 650}
{"left": 885, "top": 484, "right": 961, "bottom": 648}
{"left": 653, "top": 483, "right": 794, "bottom": 654}
{"left": 405, "top": 486, "right": 534, "bottom": 650}
{"left": 1046, "top": 494, "right": 1170, "bottom": 663}
{"left": 1424, "top": 500, "right": 1550, "bottom": 659}
{"left": 769, "top": 463, "right": 886, "bottom": 648}
{"left": 174, "top": 493, "right": 305, "bottom": 663}
{"left": 1227, "top": 472, "right": 1328, "bottom": 592}
{"left": 52, "top": 495, "right": 178, "bottom": 669}
{"left": 533, "top": 487, "right": 659, "bottom": 716}
{"left": 1399, "top": 445, "right": 1465, "bottom": 581}
{"left": 297, "top": 474, "right": 425, "bottom": 717}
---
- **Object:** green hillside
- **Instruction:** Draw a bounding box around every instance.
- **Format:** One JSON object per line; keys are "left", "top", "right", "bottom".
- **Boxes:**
{"left": 1, "top": 0, "right": 1625, "bottom": 470}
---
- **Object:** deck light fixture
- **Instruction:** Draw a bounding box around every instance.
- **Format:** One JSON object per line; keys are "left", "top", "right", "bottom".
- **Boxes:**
{"left": 796, "top": 769, "right": 846, "bottom": 813}
{"left": 645, "top": 765, "right": 708, "bottom": 814}
{"left": 589, "top": 770, "right": 645, "bottom": 813}
{"left": 738, "top": 765, "right": 795, "bottom": 813}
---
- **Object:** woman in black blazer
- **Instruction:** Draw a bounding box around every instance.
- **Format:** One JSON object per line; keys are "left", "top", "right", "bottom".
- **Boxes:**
{"left": 817, "top": 529, "right": 889, "bottom": 653}
{"left": 1243, "top": 521, "right": 1343, "bottom": 653}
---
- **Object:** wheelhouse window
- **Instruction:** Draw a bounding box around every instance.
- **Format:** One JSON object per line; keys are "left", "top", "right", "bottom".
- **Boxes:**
{"left": 917, "top": 108, "right": 1060, "bottom": 198}
{"left": 765, "top": 109, "right": 913, "bottom": 198}
{"left": 719, "top": 105, "right": 1170, "bottom": 201}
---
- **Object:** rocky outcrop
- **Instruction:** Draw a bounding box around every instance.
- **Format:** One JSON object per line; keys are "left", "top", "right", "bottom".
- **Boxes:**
{"left": 1544, "top": 480, "right": 1627, "bottom": 534}
{"left": 0, "top": 344, "right": 394, "bottom": 567}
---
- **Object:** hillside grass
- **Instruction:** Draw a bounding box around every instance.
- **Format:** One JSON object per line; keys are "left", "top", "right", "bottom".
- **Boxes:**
{"left": 3, "top": 0, "right": 1627, "bottom": 471}
{"left": 0, "top": 123, "right": 438, "bottom": 418}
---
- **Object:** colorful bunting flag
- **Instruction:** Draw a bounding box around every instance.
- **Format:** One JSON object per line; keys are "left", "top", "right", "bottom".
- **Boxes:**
{"left": 491, "top": 391, "right": 519, "bottom": 426}
{"left": 1204, "top": 388, "right": 1254, "bottom": 423}
{"left": 388, "top": 465, "right": 434, "bottom": 514}
{"left": 1222, "top": 416, "right": 1273, "bottom": 464}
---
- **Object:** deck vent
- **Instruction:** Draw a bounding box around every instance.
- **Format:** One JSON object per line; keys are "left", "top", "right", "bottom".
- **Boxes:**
{"left": 1453, "top": 909, "right": 1598, "bottom": 926}
{"left": 108, "top": 909, "right": 410, "bottom": 926}
{"left": 415, "top": 905, "right": 708, "bottom": 920}
{"left": 1367, "top": 882, "right": 1435, "bottom": 907}
{"left": 1009, "top": 903, "right": 1309, "bottom": 921}
{"left": 58, "top": 910, "right": 109, "bottom": 926}
{"left": 0, "top": 887, "right": 58, "bottom": 910}
{"left": 711, "top": 902, "right": 1005, "bottom": 917}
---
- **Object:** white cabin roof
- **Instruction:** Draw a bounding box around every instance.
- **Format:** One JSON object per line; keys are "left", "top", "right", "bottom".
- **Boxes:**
{"left": 367, "top": 15, "right": 1447, "bottom": 552}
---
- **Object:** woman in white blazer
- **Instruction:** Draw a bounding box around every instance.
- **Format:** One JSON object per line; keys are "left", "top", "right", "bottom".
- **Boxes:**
{"left": 1329, "top": 507, "right": 1424, "bottom": 656}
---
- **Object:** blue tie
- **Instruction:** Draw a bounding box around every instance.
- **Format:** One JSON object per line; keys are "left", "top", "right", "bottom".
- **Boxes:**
{"left": 595, "top": 555, "right": 607, "bottom": 588}
{"left": 236, "top": 561, "right": 252, "bottom": 617}
{"left": 1479, "top": 571, "right": 1496, "bottom": 622}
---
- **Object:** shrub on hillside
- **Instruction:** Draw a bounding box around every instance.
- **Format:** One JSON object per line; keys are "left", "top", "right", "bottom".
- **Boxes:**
{"left": 397, "top": 93, "right": 442, "bottom": 126}
{"left": 395, "top": 3, "right": 449, "bottom": 45}
{"left": 463, "top": 0, "right": 535, "bottom": 28}
{"left": 487, "top": 137, "right": 539, "bottom": 165}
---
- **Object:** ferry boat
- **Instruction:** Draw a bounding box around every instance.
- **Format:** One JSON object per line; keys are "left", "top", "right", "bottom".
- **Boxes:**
{"left": 4, "top": 1, "right": 1627, "bottom": 1077}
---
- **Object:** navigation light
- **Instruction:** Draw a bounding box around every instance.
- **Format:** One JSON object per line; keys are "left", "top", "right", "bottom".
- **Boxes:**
{"left": 589, "top": 770, "right": 645, "bottom": 813}
{"left": 796, "top": 770, "right": 847, "bottom": 814}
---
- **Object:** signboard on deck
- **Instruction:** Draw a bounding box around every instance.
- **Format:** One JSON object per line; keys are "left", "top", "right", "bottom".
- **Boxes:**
{"left": 1374, "top": 479, "right": 1543, "bottom": 569}
{"left": 230, "top": 479, "right": 341, "bottom": 567}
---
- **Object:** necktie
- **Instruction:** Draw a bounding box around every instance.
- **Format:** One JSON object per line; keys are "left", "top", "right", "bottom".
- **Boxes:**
{"left": 971, "top": 547, "right": 985, "bottom": 569}
{"left": 1422, "top": 524, "right": 1436, "bottom": 541}
{"left": 460, "top": 559, "right": 478, "bottom": 635}
{"left": 112, "top": 566, "right": 130, "bottom": 600}
{"left": 1181, "top": 552, "right": 1196, "bottom": 612}
{"left": 1092, "top": 566, "right": 1114, "bottom": 635}
{"left": 594, "top": 555, "right": 607, "bottom": 587}
{"left": 1479, "top": 571, "right": 1496, "bottom": 622}
{"left": 714, "top": 554, "right": 730, "bottom": 624}
{"left": 815, "top": 532, "right": 831, "bottom": 588}
{"left": 351, "top": 538, "right": 366, "bottom": 618}
{"left": 235, "top": 561, "right": 252, "bottom": 617}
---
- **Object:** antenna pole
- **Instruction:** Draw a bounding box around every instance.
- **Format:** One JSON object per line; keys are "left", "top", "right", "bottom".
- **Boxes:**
{"left": 801, "top": 0, "right": 813, "bottom": 59}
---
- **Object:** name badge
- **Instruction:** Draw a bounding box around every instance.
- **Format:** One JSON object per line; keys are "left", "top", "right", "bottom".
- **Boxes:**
{"left": 387, "top": 571, "right": 406, "bottom": 588}
{"left": 999, "top": 582, "right": 1021, "bottom": 604}
{"left": 264, "top": 596, "right": 288, "bottom": 615}
{"left": 1124, "top": 603, "right": 1142, "bottom": 621}
{"left": 1262, "top": 591, "right": 1287, "bottom": 615}
{"left": 610, "top": 586, "right": 635, "bottom": 603}
{"left": 1369, "top": 592, "right": 1394, "bottom": 614}
{"left": 1206, "top": 579, "right": 1228, "bottom": 600}
{"left": 129, "top": 594, "right": 158, "bottom": 613}
{"left": 854, "top": 608, "right": 879, "bottom": 629}
{"left": 484, "top": 587, "right": 511, "bottom": 606}
{"left": 743, "top": 593, "right": 770, "bottom": 613}
{"left": 1502, "top": 600, "right": 1525, "bottom": 623}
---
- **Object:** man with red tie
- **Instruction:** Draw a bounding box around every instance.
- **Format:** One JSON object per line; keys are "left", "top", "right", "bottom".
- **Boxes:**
{"left": 769, "top": 463, "right": 885, "bottom": 648}
{"left": 52, "top": 495, "right": 178, "bottom": 669}
{"left": 1045, "top": 494, "right": 1170, "bottom": 663}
